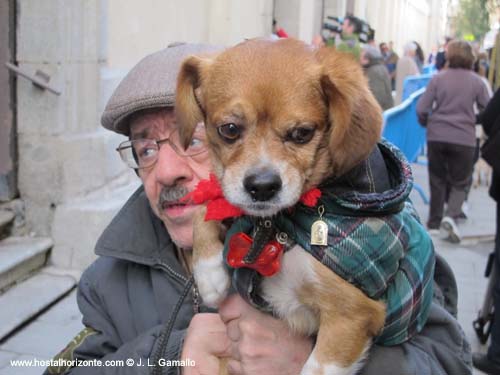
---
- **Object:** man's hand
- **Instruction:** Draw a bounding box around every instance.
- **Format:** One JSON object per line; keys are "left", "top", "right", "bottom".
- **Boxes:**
{"left": 219, "top": 294, "right": 313, "bottom": 375}
{"left": 181, "top": 313, "right": 231, "bottom": 374}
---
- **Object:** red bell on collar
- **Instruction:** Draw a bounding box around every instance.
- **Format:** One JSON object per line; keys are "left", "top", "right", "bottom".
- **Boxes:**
{"left": 227, "top": 232, "right": 284, "bottom": 277}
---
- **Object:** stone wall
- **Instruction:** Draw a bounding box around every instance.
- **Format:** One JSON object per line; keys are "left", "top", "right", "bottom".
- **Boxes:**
{"left": 16, "top": 0, "right": 137, "bottom": 270}
{"left": 16, "top": 0, "right": 274, "bottom": 271}
{"left": 15, "top": 0, "right": 449, "bottom": 271}
{"left": 106, "top": 0, "right": 274, "bottom": 70}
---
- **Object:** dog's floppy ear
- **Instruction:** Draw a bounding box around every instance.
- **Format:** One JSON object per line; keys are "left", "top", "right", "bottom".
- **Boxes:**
{"left": 316, "top": 48, "right": 382, "bottom": 176}
{"left": 176, "top": 55, "right": 213, "bottom": 149}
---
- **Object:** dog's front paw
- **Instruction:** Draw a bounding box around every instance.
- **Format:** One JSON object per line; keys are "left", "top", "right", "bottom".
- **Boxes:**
{"left": 193, "top": 253, "right": 230, "bottom": 308}
{"left": 301, "top": 355, "right": 359, "bottom": 375}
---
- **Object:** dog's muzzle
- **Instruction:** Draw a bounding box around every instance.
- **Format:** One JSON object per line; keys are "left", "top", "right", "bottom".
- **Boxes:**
{"left": 243, "top": 169, "right": 282, "bottom": 202}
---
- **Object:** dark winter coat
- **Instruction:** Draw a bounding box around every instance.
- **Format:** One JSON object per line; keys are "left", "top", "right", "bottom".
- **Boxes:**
{"left": 44, "top": 185, "right": 472, "bottom": 375}
{"left": 477, "top": 87, "right": 500, "bottom": 202}
{"left": 363, "top": 59, "right": 394, "bottom": 110}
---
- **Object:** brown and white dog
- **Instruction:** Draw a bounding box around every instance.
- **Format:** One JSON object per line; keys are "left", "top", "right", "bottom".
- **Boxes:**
{"left": 176, "top": 38, "right": 386, "bottom": 375}
{"left": 473, "top": 126, "right": 492, "bottom": 188}
{"left": 473, "top": 157, "right": 492, "bottom": 188}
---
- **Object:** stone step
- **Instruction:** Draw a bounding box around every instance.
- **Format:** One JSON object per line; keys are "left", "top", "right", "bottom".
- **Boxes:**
{"left": 0, "top": 211, "right": 14, "bottom": 241}
{"left": 0, "top": 270, "right": 76, "bottom": 341}
{"left": 0, "top": 237, "right": 53, "bottom": 293}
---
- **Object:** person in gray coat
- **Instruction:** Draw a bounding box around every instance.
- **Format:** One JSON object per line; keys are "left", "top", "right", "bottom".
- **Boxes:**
{"left": 360, "top": 45, "right": 394, "bottom": 110}
{"left": 44, "top": 43, "right": 473, "bottom": 375}
{"left": 417, "top": 40, "right": 490, "bottom": 242}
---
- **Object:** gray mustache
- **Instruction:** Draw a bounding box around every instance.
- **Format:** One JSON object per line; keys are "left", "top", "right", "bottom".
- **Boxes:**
{"left": 158, "top": 185, "right": 190, "bottom": 210}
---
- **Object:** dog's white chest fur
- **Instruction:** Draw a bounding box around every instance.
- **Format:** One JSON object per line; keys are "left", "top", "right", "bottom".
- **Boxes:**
{"left": 260, "top": 245, "right": 320, "bottom": 336}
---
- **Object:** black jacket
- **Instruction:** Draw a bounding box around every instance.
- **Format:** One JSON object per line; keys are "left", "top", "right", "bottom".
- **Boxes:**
{"left": 478, "top": 87, "right": 500, "bottom": 202}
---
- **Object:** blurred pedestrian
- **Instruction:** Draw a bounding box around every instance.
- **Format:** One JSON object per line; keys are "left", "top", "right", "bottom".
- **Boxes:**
{"left": 474, "top": 51, "right": 491, "bottom": 92}
{"left": 435, "top": 37, "right": 452, "bottom": 71}
{"left": 335, "top": 15, "right": 362, "bottom": 59}
{"left": 427, "top": 45, "right": 438, "bottom": 66}
{"left": 395, "top": 42, "right": 420, "bottom": 104}
{"left": 360, "top": 45, "right": 394, "bottom": 110}
{"left": 473, "top": 87, "right": 500, "bottom": 375}
{"left": 413, "top": 41, "right": 425, "bottom": 73}
{"left": 272, "top": 19, "right": 289, "bottom": 39}
{"left": 380, "top": 42, "right": 398, "bottom": 90}
{"left": 416, "top": 40, "right": 490, "bottom": 242}
{"left": 311, "top": 34, "right": 325, "bottom": 48}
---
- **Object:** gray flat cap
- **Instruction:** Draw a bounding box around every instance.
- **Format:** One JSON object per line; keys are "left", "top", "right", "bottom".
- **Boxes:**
{"left": 101, "top": 43, "right": 223, "bottom": 135}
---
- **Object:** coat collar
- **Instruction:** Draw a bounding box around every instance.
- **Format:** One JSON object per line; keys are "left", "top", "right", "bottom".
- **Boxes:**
{"left": 317, "top": 140, "right": 414, "bottom": 216}
{"left": 94, "top": 186, "right": 181, "bottom": 271}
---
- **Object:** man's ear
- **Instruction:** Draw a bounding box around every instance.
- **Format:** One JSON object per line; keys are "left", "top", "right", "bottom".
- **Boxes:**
{"left": 176, "top": 55, "right": 213, "bottom": 149}
{"left": 316, "top": 48, "right": 382, "bottom": 176}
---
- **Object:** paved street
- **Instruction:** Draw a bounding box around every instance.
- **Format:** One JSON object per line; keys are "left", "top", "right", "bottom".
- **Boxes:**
{"left": 0, "top": 162, "right": 496, "bottom": 374}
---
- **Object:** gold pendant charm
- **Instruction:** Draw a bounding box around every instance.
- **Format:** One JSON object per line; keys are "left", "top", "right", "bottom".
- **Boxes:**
{"left": 311, "top": 205, "right": 328, "bottom": 246}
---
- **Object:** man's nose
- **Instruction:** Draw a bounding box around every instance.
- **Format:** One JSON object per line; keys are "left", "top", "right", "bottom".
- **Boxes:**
{"left": 153, "top": 142, "right": 192, "bottom": 185}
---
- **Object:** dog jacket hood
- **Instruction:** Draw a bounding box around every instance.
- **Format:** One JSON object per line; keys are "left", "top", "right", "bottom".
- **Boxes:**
{"left": 224, "top": 140, "right": 435, "bottom": 346}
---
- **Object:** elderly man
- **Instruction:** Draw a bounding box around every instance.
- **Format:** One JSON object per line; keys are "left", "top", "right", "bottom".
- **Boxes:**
{"left": 380, "top": 42, "right": 399, "bottom": 90}
{"left": 360, "top": 45, "right": 394, "bottom": 111}
{"left": 394, "top": 42, "right": 420, "bottom": 104}
{"left": 45, "top": 43, "right": 472, "bottom": 375}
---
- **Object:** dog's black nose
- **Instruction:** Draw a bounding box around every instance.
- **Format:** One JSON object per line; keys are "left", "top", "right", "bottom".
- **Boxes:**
{"left": 243, "top": 170, "right": 282, "bottom": 202}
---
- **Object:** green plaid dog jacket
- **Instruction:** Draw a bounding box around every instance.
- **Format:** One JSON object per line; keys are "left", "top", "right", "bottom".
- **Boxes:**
{"left": 224, "top": 140, "right": 435, "bottom": 346}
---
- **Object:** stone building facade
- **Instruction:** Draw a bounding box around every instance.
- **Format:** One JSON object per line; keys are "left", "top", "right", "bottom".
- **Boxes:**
{"left": 2, "top": 0, "right": 449, "bottom": 271}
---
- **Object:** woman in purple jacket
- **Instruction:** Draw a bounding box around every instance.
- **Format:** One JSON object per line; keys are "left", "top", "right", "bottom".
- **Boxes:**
{"left": 417, "top": 40, "right": 490, "bottom": 243}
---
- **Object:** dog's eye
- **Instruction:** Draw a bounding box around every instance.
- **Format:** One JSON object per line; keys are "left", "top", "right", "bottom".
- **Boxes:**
{"left": 286, "top": 127, "right": 315, "bottom": 144}
{"left": 217, "top": 123, "right": 241, "bottom": 143}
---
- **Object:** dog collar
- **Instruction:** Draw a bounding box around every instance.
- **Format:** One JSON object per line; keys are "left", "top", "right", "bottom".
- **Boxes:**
{"left": 227, "top": 218, "right": 290, "bottom": 277}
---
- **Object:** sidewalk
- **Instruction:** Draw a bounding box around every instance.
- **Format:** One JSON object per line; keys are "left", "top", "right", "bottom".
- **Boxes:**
{"left": 0, "top": 288, "right": 82, "bottom": 375}
{"left": 0, "top": 163, "right": 496, "bottom": 375}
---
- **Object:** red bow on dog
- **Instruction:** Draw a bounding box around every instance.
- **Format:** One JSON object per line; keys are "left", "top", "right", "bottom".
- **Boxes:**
{"left": 227, "top": 232, "right": 284, "bottom": 276}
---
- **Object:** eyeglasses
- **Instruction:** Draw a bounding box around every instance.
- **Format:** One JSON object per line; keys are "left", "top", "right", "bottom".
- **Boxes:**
{"left": 116, "top": 129, "right": 208, "bottom": 169}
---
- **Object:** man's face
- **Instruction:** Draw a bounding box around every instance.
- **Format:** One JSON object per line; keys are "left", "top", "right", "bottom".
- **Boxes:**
{"left": 342, "top": 19, "right": 354, "bottom": 35}
{"left": 130, "top": 108, "right": 211, "bottom": 249}
{"left": 360, "top": 50, "right": 369, "bottom": 66}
